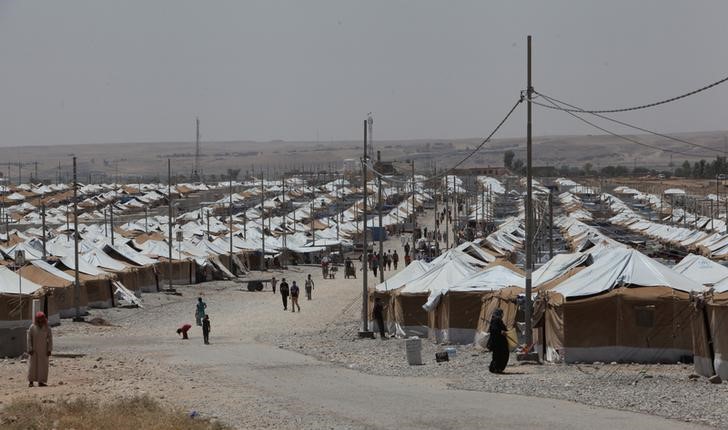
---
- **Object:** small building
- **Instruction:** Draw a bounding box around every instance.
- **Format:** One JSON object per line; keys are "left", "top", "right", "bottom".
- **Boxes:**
{"left": 451, "top": 166, "right": 510, "bottom": 177}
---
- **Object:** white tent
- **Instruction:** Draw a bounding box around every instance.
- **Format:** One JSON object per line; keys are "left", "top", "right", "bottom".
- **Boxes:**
{"left": 552, "top": 247, "right": 704, "bottom": 298}
{"left": 374, "top": 260, "right": 431, "bottom": 292}
{"left": 0, "top": 266, "right": 44, "bottom": 295}
{"left": 423, "top": 264, "right": 524, "bottom": 312}
{"left": 673, "top": 253, "right": 728, "bottom": 287}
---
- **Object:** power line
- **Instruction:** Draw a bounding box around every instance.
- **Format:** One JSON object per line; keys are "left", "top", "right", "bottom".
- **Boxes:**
{"left": 533, "top": 92, "right": 724, "bottom": 154}
{"left": 532, "top": 74, "right": 728, "bottom": 114}
{"left": 534, "top": 94, "right": 715, "bottom": 158}
{"left": 364, "top": 97, "right": 523, "bottom": 186}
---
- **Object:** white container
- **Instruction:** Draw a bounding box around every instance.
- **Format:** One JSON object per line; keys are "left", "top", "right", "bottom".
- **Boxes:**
{"left": 405, "top": 337, "right": 423, "bottom": 365}
{"left": 445, "top": 347, "right": 457, "bottom": 359}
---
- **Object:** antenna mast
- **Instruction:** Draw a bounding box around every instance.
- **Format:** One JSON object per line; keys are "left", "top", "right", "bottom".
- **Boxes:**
{"left": 192, "top": 117, "right": 201, "bottom": 182}
{"left": 367, "top": 113, "right": 374, "bottom": 159}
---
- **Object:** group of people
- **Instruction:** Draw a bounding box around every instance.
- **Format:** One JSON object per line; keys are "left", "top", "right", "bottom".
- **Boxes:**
{"left": 271, "top": 274, "right": 316, "bottom": 313}
{"left": 367, "top": 250, "right": 399, "bottom": 277}
{"left": 178, "top": 297, "right": 211, "bottom": 344}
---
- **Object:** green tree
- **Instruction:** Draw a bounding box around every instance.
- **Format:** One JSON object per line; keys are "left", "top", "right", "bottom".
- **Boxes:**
{"left": 503, "top": 150, "right": 515, "bottom": 169}
{"left": 226, "top": 168, "right": 241, "bottom": 180}
{"left": 600, "top": 166, "right": 616, "bottom": 177}
{"left": 615, "top": 165, "right": 629, "bottom": 176}
{"left": 512, "top": 159, "right": 524, "bottom": 174}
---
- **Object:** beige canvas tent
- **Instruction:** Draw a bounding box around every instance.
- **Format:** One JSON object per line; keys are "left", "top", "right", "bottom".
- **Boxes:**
{"left": 534, "top": 247, "right": 703, "bottom": 363}
{"left": 426, "top": 263, "right": 524, "bottom": 344}
{"left": 691, "top": 275, "right": 728, "bottom": 379}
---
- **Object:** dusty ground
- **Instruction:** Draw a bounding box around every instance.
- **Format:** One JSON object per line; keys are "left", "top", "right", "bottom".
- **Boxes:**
{"left": 0, "top": 225, "right": 720, "bottom": 429}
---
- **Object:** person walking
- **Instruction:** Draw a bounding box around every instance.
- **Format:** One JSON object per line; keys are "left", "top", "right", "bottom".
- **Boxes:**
{"left": 372, "top": 298, "right": 387, "bottom": 339}
{"left": 404, "top": 241, "right": 410, "bottom": 257}
{"left": 372, "top": 254, "right": 379, "bottom": 277}
{"left": 27, "top": 312, "right": 52, "bottom": 387}
{"left": 202, "top": 315, "right": 211, "bottom": 345}
{"left": 271, "top": 276, "right": 277, "bottom": 294}
{"left": 345, "top": 257, "right": 354, "bottom": 279}
{"left": 386, "top": 250, "right": 393, "bottom": 271}
{"left": 279, "top": 278, "right": 290, "bottom": 310}
{"left": 392, "top": 250, "right": 399, "bottom": 270}
{"left": 304, "top": 274, "right": 314, "bottom": 300}
{"left": 488, "top": 308, "right": 509, "bottom": 374}
{"left": 290, "top": 281, "right": 301, "bottom": 312}
{"left": 195, "top": 297, "right": 207, "bottom": 326}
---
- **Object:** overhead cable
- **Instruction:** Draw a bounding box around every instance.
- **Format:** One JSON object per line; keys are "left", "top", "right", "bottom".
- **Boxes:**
{"left": 533, "top": 92, "right": 723, "bottom": 154}
{"left": 531, "top": 74, "right": 728, "bottom": 114}
{"left": 363, "top": 97, "right": 523, "bottom": 186}
{"left": 534, "top": 94, "right": 715, "bottom": 158}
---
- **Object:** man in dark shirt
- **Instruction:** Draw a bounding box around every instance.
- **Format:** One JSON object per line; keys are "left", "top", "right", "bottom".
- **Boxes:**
{"left": 279, "top": 278, "right": 290, "bottom": 310}
{"left": 290, "top": 281, "right": 301, "bottom": 312}
{"left": 202, "top": 315, "right": 211, "bottom": 345}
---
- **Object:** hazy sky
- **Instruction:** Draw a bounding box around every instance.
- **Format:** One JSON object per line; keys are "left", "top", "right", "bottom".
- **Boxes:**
{"left": 1, "top": 1, "right": 727, "bottom": 148}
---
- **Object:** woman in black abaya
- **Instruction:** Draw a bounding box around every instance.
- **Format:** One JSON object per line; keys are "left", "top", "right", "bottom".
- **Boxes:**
{"left": 488, "top": 308, "right": 509, "bottom": 373}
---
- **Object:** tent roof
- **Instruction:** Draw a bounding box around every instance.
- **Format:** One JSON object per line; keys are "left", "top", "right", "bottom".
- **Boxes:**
{"left": 673, "top": 253, "right": 728, "bottom": 287}
{"left": 0, "top": 266, "right": 44, "bottom": 295}
{"left": 532, "top": 252, "right": 592, "bottom": 287}
{"left": 374, "top": 260, "right": 431, "bottom": 292}
{"left": 552, "top": 247, "right": 704, "bottom": 298}
{"left": 450, "top": 265, "right": 524, "bottom": 292}
{"left": 399, "top": 255, "right": 477, "bottom": 295}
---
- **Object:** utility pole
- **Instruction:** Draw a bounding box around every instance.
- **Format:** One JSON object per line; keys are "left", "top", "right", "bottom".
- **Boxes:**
{"left": 377, "top": 151, "right": 384, "bottom": 283}
{"left": 41, "top": 203, "right": 47, "bottom": 260}
{"left": 310, "top": 202, "right": 315, "bottom": 246}
{"left": 193, "top": 117, "right": 201, "bottom": 182}
{"left": 359, "top": 119, "right": 372, "bottom": 337}
{"left": 411, "top": 160, "right": 416, "bottom": 231}
{"left": 524, "top": 35, "right": 534, "bottom": 348}
{"left": 206, "top": 209, "right": 210, "bottom": 241}
{"left": 282, "top": 173, "right": 288, "bottom": 268}
{"left": 481, "top": 185, "right": 486, "bottom": 234}
{"left": 229, "top": 174, "right": 234, "bottom": 274}
{"left": 445, "top": 175, "right": 450, "bottom": 249}
{"left": 548, "top": 189, "right": 554, "bottom": 259}
{"left": 110, "top": 203, "right": 115, "bottom": 245}
{"left": 167, "top": 159, "right": 173, "bottom": 291}
{"left": 72, "top": 157, "right": 83, "bottom": 322}
{"left": 260, "top": 175, "right": 266, "bottom": 270}
{"left": 336, "top": 173, "right": 340, "bottom": 241}
{"left": 434, "top": 165, "right": 439, "bottom": 253}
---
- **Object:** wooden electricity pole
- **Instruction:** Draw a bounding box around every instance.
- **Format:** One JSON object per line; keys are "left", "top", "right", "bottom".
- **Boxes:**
{"left": 524, "top": 35, "right": 534, "bottom": 347}
{"left": 359, "top": 119, "right": 371, "bottom": 337}
{"left": 167, "top": 159, "right": 173, "bottom": 291}
{"left": 72, "top": 156, "right": 83, "bottom": 321}
{"left": 377, "top": 151, "right": 384, "bottom": 283}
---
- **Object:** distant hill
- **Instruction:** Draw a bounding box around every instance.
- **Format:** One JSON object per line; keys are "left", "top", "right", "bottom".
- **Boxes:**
{"left": 2, "top": 131, "right": 727, "bottom": 182}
